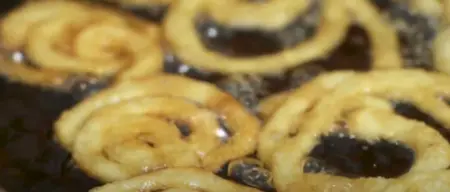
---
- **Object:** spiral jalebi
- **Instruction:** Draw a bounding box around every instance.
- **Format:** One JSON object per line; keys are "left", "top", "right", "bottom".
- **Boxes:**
{"left": 259, "top": 70, "right": 450, "bottom": 191}
{"left": 0, "top": 1, "right": 163, "bottom": 87}
{"left": 55, "top": 74, "right": 260, "bottom": 182}
{"left": 164, "top": 0, "right": 351, "bottom": 73}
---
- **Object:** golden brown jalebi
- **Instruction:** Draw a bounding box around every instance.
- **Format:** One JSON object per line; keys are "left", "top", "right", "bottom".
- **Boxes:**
{"left": 164, "top": 0, "right": 351, "bottom": 73}
{"left": 89, "top": 168, "right": 262, "bottom": 192}
{"left": 1, "top": 1, "right": 89, "bottom": 49}
{"left": 54, "top": 74, "right": 260, "bottom": 182}
{"left": 0, "top": 1, "right": 163, "bottom": 87}
{"left": 260, "top": 70, "right": 450, "bottom": 191}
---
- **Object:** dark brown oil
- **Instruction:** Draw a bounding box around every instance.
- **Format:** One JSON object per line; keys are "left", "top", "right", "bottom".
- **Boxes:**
{"left": 305, "top": 132, "right": 415, "bottom": 178}
{"left": 0, "top": 77, "right": 100, "bottom": 191}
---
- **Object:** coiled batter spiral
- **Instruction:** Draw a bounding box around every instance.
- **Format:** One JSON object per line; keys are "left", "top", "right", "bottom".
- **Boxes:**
{"left": 54, "top": 74, "right": 260, "bottom": 182}
{"left": 259, "top": 70, "right": 450, "bottom": 191}
{"left": 0, "top": 1, "right": 163, "bottom": 87}
{"left": 164, "top": 0, "right": 351, "bottom": 73}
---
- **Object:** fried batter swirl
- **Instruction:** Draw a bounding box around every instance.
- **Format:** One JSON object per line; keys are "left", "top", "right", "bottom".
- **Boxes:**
{"left": 0, "top": 1, "right": 163, "bottom": 87}
{"left": 259, "top": 70, "right": 450, "bottom": 191}
{"left": 164, "top": 0, "right": 351, "bottom": 73}
{"left": 54, "top": 75, "right": 260, "bottom": 182}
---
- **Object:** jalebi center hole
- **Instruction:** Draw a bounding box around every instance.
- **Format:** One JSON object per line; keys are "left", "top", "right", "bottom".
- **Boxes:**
{"left": 174, "top": 118, "right": 232, "bottom": 143}
{"left": 196, "top": 1, "right": 320, "bottom": 57}
{"left": 304, "top": 123, "right": 415, "bottom": 178}
{"left": 310, "top": 25, "right": 372, "bottom": 71}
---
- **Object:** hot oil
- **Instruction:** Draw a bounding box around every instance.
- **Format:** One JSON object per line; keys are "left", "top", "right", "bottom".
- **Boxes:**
{"left": 305, "top": 131, "right": 415, "bottom": 178}
{"left": 0, "top": 77, "right": 91, "bottom": 191}
{"left": 303, "top": 97, "right": 450, "bottom": 180}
